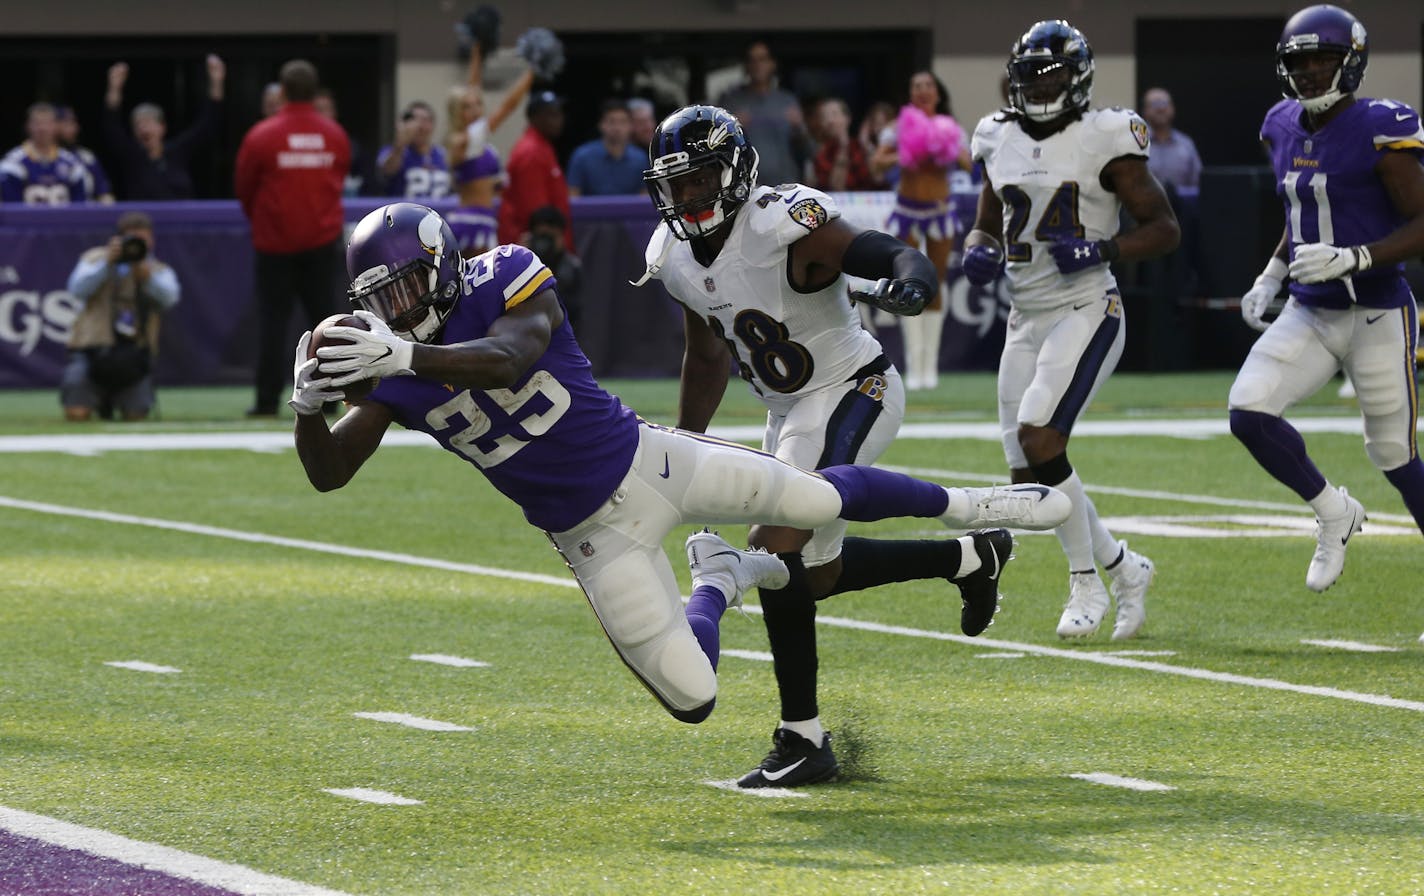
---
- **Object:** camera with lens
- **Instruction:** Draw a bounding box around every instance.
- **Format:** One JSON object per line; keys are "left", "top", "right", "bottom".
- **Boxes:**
{"left": 119, "top": 235, "right": 148, "bottom": 263}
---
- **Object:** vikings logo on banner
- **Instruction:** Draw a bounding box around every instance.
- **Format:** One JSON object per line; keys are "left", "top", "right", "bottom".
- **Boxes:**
{"left": 1130, "top": 116, "right": 1149, "bottom": 150}
{"left": 788, "top": 197, "right": 829, "bottom": 232}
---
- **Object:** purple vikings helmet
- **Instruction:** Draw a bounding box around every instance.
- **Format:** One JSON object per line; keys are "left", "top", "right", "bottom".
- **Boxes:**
{"left": 1276, "top": 5, "right": 1368, "bottom": 114}
{"left": 644, "top": 104, "right": 759, "bottom": 241}
{"left": 346, "top": 203, "right": 464, "bottom": 343}
{"left": 1006, "top": 20, "right": 1095, "bottom": 123}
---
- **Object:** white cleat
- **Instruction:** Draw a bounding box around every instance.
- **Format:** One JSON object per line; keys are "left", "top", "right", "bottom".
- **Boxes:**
{"left": 1107, "top": 541, "right": 1154, "bottom": 641}
{"left": 1057, "top": 571, "right": 1110, "bottom": 639}
{"left": 944, "top": 484, "right": 1073, "bottom": 531}
{"left": 686, "top": 530, "right": 790, "bottom": 607}
{"left": 1305, "top": 487, "right": 1365, "bottom": 592}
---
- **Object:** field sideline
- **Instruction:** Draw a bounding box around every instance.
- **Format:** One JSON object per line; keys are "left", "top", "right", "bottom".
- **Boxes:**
{"left": 2, "top": 373, "right": 1421, "bottom": 895}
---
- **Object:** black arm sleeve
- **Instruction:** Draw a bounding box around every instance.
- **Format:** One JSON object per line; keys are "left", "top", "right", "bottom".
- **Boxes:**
{"left": 840, "top": 229, "right": 938, "bottom": 294}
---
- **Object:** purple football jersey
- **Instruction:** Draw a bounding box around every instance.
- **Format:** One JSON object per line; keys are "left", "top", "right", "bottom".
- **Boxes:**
{"left": 0, "top": 145, "right": 90, "bottom": 204}
{"left": 1261, "top": 97, "right": 1424, "bottom": 309}
{"left": 376, "top": 144, "right": 452, "bottom": 199}
{"left": 368, "top": 244, "right": 639, "bottom": 532}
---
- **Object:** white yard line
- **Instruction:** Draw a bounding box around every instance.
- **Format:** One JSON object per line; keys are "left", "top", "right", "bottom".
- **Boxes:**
{"left": 352, "top": 712, "right": 473, "bottom": 732}
{"left": 409, "top": 654, "right": 490, "bottom": 668}
{"left": 5, "top": 494, "right": 1423, "bottom": 715}
{"left": 721, "top": 648, "right": 774, "bottom": 662}
{"left": 322, "top": 788, "right": 423, "bottom": 806}
{"left": 1301, "top": 640, "right": 1404, "bottom": 653}
{"left": 0, "top": 804, "right": 356, "bottom": 896}
{"left": 103, "top": 660, "right": 181, "bottom": 674}
{"left": 703, "top": 780, "right": 809, "bottom": 798}
{"left": 1068, "top": 773, "right": 1176, "bottom": 792}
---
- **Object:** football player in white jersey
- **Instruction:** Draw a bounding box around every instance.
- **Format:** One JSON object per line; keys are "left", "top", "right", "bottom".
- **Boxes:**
{"left": 961, "top": 21, "right": 1181, "bottom": 640}
{"left": 636, "top": 104, "right": 1061, "bottom": 787}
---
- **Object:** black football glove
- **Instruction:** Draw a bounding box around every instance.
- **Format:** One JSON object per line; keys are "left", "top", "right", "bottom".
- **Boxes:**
{"left": 849, "top": 277, "right": 932, "bottom": 317}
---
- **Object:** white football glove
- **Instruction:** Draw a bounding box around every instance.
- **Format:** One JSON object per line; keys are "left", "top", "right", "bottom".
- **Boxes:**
{"left": 1289, "top": 242, "right": 1373, "bottom": 285}
{"left": 1241, "top": 257, "right": 1287, "bottom": 333}
{"left": 315, "top": 310, "right": 415, "bottom": 387}
{"left": 288, "top": 331, "right": 343, "bottom": 416}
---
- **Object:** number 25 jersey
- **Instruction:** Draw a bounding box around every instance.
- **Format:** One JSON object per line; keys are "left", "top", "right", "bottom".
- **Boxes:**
{"left": 972, "top": 107, "right": 1149, "bottom": 311}
{"left": 647, "top": 184, "right": 885, "bottom": 415}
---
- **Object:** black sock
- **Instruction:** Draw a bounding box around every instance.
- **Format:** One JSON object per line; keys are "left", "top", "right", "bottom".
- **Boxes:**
{"left": 759, "top": 552, "right": 819, "bottom": 722}
{"left": 825, "top": 537, "right": 965, "bottom": 597}
{"left": 1030, "top": 451, "right": 1073, "bottom": 488}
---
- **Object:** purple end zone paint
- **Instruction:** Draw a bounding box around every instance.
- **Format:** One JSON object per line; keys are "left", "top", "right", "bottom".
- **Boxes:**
{"left": 0, "top": 831, "right": 241, "bottom": 896}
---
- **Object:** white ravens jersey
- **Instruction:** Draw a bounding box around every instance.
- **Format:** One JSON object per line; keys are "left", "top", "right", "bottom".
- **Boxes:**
{"left": 647, "top": 184, "right": 884, "bottom": 413}
{"left": 972, "top": 107, "right": 1150, "bottom": 310}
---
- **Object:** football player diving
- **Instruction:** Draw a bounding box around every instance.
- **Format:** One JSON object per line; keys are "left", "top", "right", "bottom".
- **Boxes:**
{"left": 289, "top": 203, "right": 1072, "bottom": 764}
{"left": 1228, "top": 5, "right": 1424, "bottom": 609}
{"left": 635, "top": 104, "right": 1060, "bottom": 788}
{"left": 961, "top": 20, "right": 1181, "bottom": 640}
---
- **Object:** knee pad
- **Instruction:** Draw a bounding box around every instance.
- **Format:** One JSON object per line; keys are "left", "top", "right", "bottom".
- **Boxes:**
{"left": 584, "top": 553, "right": 678, "bottom": 648}
{"left": 775, "top": 472, "right": 843, "bottom": 530}
{"left": 623, "top": 625, "right": 718, "bottom": 719}
{"left": 1227, "top": 371, "right": 1276, "bottom": 413}
{"left": 1365, "top": 436, "right": 1411, "bottom": 471}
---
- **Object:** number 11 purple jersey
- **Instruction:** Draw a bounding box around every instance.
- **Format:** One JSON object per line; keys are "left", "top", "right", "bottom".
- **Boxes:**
{"left": 1261, "top": 97, "right": 1424, "bottom": 309}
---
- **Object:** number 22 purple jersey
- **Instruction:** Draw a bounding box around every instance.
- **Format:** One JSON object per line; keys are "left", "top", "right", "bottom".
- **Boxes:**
{"left": 366, "top": 244, "right": 640, "bottom": 532}
{"left": 1261, "top": 97, "right": 1424, "bottom": 309}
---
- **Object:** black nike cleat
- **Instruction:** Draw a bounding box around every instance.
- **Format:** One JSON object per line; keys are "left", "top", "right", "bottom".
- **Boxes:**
{"left": 737, "top": 728, "right": 840, "bottom": 789}
{"left": 953, "top": 528, "right": 1014, "bottom": 636}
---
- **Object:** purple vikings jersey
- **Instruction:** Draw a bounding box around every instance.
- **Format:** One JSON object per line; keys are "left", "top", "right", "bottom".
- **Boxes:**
{"left": 368, "top": 244, "right": 639, "bottom": 532}
{"left": 1262, "top": 98, "right": 1424, "bottom": 309}
{"left": 377, "top": 144, "right": 452, "bottom": 199}
{"left": 0, "top": 146, "right": 90, "bottom": 204}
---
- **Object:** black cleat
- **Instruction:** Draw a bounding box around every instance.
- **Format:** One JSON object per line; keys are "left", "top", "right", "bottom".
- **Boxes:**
{"left": 953, "top": 528, "right": 1014, "bottom": 636}
{"left": 737, "top": 728, "right": 840, "bottom": 789}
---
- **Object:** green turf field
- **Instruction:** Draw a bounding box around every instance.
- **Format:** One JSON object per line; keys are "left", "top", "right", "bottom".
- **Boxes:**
{"left": 1, "top": 374, "right": 1420, "bottom": 895}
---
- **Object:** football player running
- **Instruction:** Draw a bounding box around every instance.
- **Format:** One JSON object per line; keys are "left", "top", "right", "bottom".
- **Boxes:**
{"left": 961, "top": 21, "right": 1181, "bottom": 640}
{"left": 636, "top": 104, "right": 1062, "bottom": 788}
{"left": 1228, "top": 5, "right": 1424, "bottom": 602}
{"left": 291, "top": 203, "right": 1072, "bottom": 759}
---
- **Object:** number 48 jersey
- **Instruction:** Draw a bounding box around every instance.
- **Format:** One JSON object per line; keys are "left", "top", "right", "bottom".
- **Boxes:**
{"left": 648, "top": 184, "right": 885, "bottom": 415}
{"left": 972, "top": 107, "right": 1149, "bottom": 310}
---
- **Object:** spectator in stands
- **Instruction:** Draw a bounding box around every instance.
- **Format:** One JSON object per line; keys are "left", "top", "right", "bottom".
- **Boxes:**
{"left": 523, "top": 205, "right": 583, "bottom": 333}
{"left": 101, "top": 55, "right": 225, "bottom": 200}
{"left": 444, "top": 34, "right": 535, "bottom": 256}
{"left": 567, "top": 99, "right": 646, "bottom": 196}
{"left": 716, "top": 41, "right": 810, "bottom": 187}
{"left": 628, "top": 97, "right": 657, "bottom": 152}
{"left": 871, "top": 70, "right": 971, "bottom": 391}
{"left": 262, "top": 82, "right": 284, "bottom": 118}
{"left": 497, "top": 91, "right": 573, "bottom": 249}
{"left": 55, "top": 106, "right": 113, "bottom": 203}
{"left": 857, "top": 100, "right": 897, "bottom": 188}
{"left": 235, "top": 59, "right": 350, "bottom": 419}
{"left": 377, "top": 101, "right": 451, "bottom": 199}
{"left": 62, "top": 211, "right": 179, "bottom": 421}
{"left": 1, "top": 102, "right": 91, "bottom": 204}
{"left": 1141, "top": 87, "right": 1202, "bottom": 191}
{"left": 314, "top": 88, "right": 371, "bottom": 198}
{"left": 811, "top": 98, "right": 873, "bottom": 192}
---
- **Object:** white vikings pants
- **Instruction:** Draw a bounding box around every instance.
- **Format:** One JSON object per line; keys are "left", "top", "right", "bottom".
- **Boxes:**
{"left": 1229, "top": 297, "right": 1420, "bottom": 471}
{"left": 547, "top": 422, "right": 844, "bottom": 719}
{"left": 998, "top": 291, "right": 1126, "bottom": 469}
{"left": 763, "top": 364, "right": 905, "bottom": 567}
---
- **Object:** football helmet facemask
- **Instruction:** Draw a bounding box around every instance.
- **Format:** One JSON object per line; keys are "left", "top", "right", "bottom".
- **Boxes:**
{"left": 644, "top": 104, "right": 759, "bottom": 241}
{"left": 1006, "top": 20, "right": 1095, "bottom": 124}
{"left": 1276, "top": 4, "right": 1368, "bottom": 114}
{"left": 346, "top": 202, "right": 464, "bottom": 344}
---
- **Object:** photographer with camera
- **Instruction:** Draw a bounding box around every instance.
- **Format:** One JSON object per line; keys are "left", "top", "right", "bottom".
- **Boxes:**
{"left": 62, "top": 211, "right": 179, "bottom": 421}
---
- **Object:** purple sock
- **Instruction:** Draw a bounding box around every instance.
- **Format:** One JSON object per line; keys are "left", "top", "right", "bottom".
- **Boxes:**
{"left": 1229, "top": 409, "right": 1327, "bottom": 501}
{"left": 819, "top": 465, "right": 950, "bottom": 522}
{"left": 1385, "top": 458, "right": 1424, "bottom": 534}
{"left": 685, "top": 585, "right": 728, "bottom": 671}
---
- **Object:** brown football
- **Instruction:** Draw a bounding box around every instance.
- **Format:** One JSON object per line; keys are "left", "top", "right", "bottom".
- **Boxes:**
{"left": 309, "top": 313, "right": 379, "bottom": 402}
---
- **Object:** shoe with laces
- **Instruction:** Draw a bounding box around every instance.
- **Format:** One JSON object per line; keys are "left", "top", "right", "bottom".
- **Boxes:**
{"left": 952, "top": 528, "right": 1014, "bottom": 636}
{"left": 1107, "top": 541, "right": 1154, "bottom": 641}
{"left": 737, "top": 728, "right": 840, "bottom": 788}
{"left": 1306, "top": 487, "right": 1365, "bottom": 592}
{"left": 1057, "top": 571, "right": 1110, "bottom": 639}
{"left": 686, "top": 530, "right": 789, "bottom": 609}
{"left": 943, "top": 484, "right": 1072, "bottom": 531}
